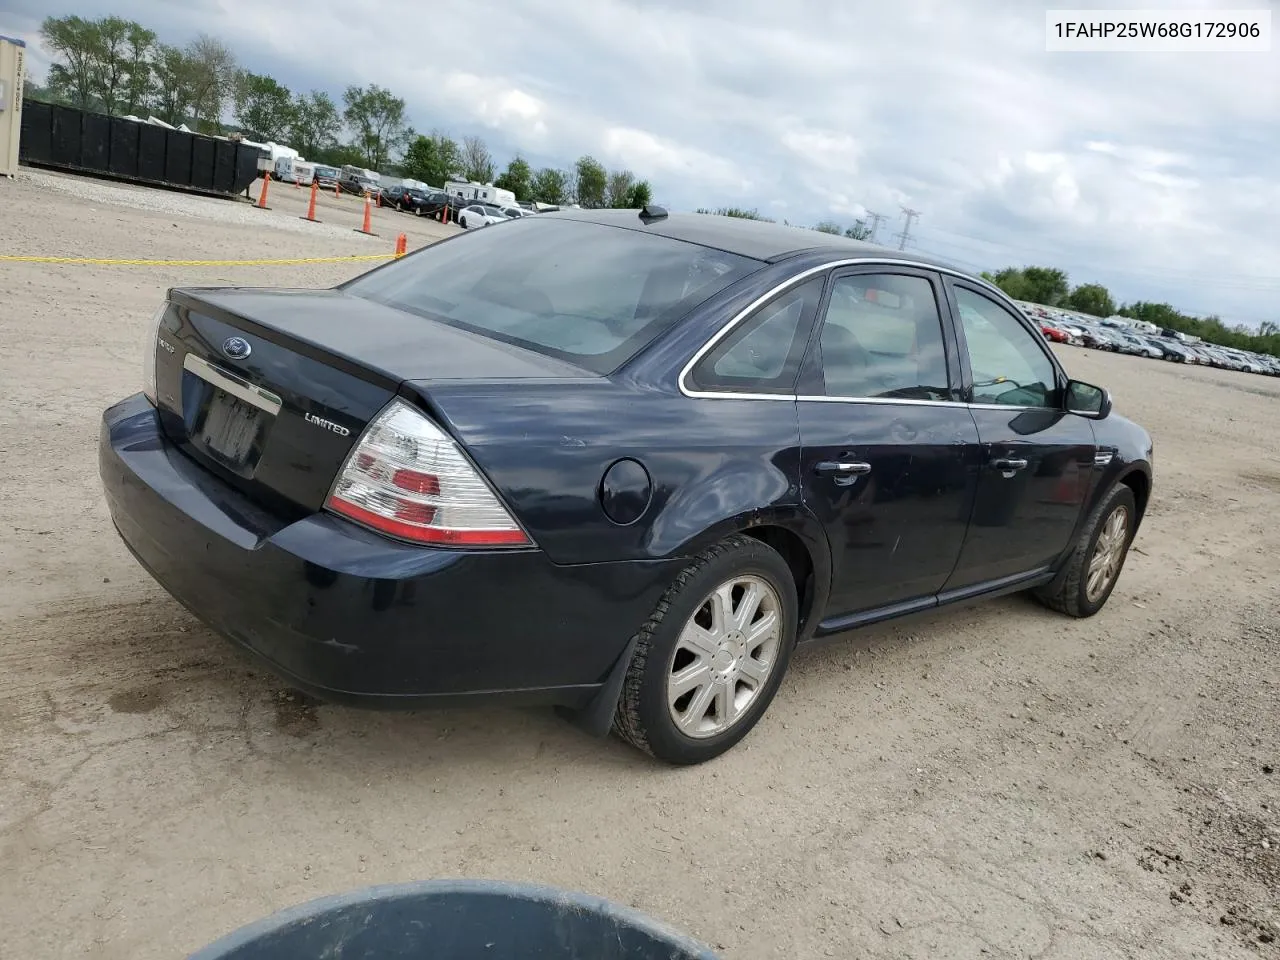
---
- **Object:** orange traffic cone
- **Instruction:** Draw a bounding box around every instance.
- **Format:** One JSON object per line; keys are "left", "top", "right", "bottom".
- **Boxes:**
{"left": 300, "top": 181, "right": 320, "bottom": 223}
{"left": 255, "top": 172, "right": 271, "bottom": 210}
{"left": 375, "top": 191, "right": 382, "bottom": 208}
{"left": 334, "top": 181, "right": 340, "bottom": 199}
{"left": 354, "top": 194, "right": 376, "bottom": 236}
{"left": 394, "top": 233, "right": 407, "bottom": 257}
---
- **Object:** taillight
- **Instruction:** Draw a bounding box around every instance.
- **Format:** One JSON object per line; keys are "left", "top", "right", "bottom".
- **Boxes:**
{"left": 142, "top": 301, "right": 169, "bottom": 405}
{"left": 326, "top": 399, "right": 531, "bottom": 547}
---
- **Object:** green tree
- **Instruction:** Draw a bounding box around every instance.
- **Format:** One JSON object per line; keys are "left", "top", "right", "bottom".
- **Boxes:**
{"left": 40, "top": 15, "right": 99, "bottom": 109}
{"left": 1020, "top": 266, "right": 1070, "bottom": 306}
{"left": 311, "top": 144, "right": 369, "bottom": 168}
{"left": 185, "top": 34, "right": 237, "bottom": 132}
{"left": 149, "top": 44, "right": 197, "bottom": 126}
{"left": 627, "top": 180, "right": 653, "bottom": 208}
{"left": 89, "top": 17, "right": 156, "bottom": 116}
{"left": 530, "top": 167, "right": 569, "bottom": 204}
{"left": 695, "top": 206, "right": 773, "bottom": 221}
{"left": 606, "top": 169, "right": 636, "bottom": 207}
{"left": 984, "top": 266, "right": 1069, "bottom": 305}
{"left": 460, "top": 136, "right": 495, "bottom": 183}
{"left": 844, "top": 220, "right": 873, "bottom": 240}
{"left": 290, "top": 90, "right": 341, "bottom": 157}
{"left": 813, "top": 220, "right": 842, "bottom": 235}
{"left": 1067, "top": 283, "right": 1116, "bottom": 318}
{"left": 574, "top": 155, "right": 607, "bottom": 208}
{"left": 402, "top": 133, "right": 463, "bottom": 187}
{"left": 233, "top": 71, "right": 295, "bottom": 141}
{"left": 343, "top": 84, "right": 409, "bottom": 170}
{"left": 494, "top": 155, "right": 533, "bottom": 201}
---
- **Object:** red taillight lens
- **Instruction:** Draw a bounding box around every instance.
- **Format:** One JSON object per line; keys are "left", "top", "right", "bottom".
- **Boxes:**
{"left": 325, "top": 399, "right": 531, "bottom": 547}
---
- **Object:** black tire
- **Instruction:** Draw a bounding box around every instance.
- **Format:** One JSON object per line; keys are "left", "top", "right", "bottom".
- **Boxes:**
{"left": 613, "top": 534, "right": 799, "bottom": 765}
{"left": 1035, "top": 483, "right": 1137, "bottom": 618}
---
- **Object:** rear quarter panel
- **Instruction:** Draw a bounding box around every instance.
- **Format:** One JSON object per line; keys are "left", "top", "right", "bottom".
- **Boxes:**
{"left": 416, "top": 379, "right": 815, "bottom": 567}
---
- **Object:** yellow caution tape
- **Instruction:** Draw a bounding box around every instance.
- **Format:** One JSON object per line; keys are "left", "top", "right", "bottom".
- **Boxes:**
{"left": 0, "top": 253, "right": 396, "bottom": 266}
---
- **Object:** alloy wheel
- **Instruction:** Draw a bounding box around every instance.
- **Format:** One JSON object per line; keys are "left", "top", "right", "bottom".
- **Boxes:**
{"left": 1086, "top": 505, "right": 1130, "bottom": 603}
{"left": 666, "top": 575, "right": 783, "bottom": 739}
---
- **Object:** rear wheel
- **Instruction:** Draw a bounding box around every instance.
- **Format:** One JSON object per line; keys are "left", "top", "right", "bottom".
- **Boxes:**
{"left": 613, "top": 535, "right": 798, "bottom": 765}
{"left": 1035, "top": 483, "right": 1137, "bottom": 618}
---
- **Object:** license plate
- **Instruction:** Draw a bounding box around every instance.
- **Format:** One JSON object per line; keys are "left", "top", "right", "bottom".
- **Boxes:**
{"left": 199, "top": 391, "right": 263, "bottom": 466}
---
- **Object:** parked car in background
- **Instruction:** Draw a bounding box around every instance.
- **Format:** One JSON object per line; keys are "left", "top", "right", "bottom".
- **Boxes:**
{"left": 101, "top": 208, "right": 1154, "bottom": 764}
{"left": 1055, "top": 322, "right": 1086, "bottom": 346}
{"left": 458, "top": 204, "right": 513, "bottom": 228}
{"left": 1144, "top": 338, "right": 1192, "bottom": 362}
{"left": 1114, "top": 332, "right": 1162, "bottom": 358}
{"left": 1040, "top": 321, "right": 1069, "bottom": 343}
{"left": 313, "top": 165, "right": 341, "bottom": 190}
{"left": 381, "top": 184, "right": 431, "bottom": 213}
{"left": 339, "top": 165, "right": 381, "bottom": 197}
{"left": 1074, "top": 324, "right": 1120, "bottom": 351}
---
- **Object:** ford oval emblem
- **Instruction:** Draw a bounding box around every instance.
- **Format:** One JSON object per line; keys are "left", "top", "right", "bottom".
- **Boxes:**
{"left": 222, "top": 336, "right": 251, "bottom": 360}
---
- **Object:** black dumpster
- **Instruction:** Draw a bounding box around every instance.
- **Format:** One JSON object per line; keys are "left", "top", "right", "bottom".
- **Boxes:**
{"left": 19, "top": 100, "right": 262, "bottom": 198}
{"left": 187, "top": 880, "right": 721, "bottom": 959}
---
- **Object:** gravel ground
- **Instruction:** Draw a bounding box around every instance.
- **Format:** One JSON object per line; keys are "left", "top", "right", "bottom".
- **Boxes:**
{"left": 0, "top": 169, "right": 1277, "bottom": 960}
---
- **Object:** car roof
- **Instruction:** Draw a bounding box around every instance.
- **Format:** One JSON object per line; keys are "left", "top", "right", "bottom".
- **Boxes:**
{"left": 537, "top": 208, "right": 973, "bottom": 271}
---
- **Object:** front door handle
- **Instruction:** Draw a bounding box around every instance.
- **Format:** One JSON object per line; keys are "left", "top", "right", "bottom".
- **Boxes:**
{"left": 815, "top": 460, "right": 872, "bottom": 477}
{"left": 992, "top": 457, "right": 1029, "bottom": 474}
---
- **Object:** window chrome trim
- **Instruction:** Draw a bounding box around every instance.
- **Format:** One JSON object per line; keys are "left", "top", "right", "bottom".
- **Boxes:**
{"left": 183, "top": 353, "right": 283, "bottom": 415}
{"left": 678, "top": 257, "right": 1016, "bottom": 401}
{"left": 795, "top": 394, "right": 967, "bottom": 408}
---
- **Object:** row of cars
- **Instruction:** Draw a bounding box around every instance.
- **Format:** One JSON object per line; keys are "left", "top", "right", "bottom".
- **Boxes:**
{"left": 1033, "top": 310, "right": 1280, "bottom": 377}
{"left": 377, "top": 184, "right": 559, "bottom": 228}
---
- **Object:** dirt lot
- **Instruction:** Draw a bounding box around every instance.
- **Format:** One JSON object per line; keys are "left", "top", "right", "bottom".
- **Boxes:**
{"left": 1, "top": 169, "right": 1277, "bottom": 959}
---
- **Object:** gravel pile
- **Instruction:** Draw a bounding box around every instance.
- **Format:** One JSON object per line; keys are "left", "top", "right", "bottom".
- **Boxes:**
{"left": 16, "top": 168, "right": 367, "bottom": 242}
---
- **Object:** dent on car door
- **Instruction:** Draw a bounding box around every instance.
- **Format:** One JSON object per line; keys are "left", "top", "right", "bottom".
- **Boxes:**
{"left": 940, "top": 281, "right": 1099, "bottom": 591}
{"left": 793, "top": 267, "right": 980, "bottom": 623}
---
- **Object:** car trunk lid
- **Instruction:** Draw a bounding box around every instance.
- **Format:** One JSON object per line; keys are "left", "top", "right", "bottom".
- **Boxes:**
{"left": 153, "top": 287, "right": 594, "bottom": 515}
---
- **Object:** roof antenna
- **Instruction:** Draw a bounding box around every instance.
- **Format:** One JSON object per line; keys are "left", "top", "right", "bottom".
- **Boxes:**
{"left": 639, "top": 204, "right": 668, "bottom": 223}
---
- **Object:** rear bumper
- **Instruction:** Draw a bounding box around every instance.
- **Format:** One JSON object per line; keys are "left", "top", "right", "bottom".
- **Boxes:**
{"left": 99, "top": 394, "right": 680, "bottom": 708}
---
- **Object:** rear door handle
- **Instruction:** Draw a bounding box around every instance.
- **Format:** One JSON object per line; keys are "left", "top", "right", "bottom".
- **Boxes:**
{"left": 992, "top": 457, "right": 1029, "bottom": 473}
{"left": 815, "top": 460, "right": 872, "bottom": 477}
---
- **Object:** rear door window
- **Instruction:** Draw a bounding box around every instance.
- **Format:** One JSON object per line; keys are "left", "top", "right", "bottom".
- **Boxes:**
{"left": 343, "top": 217, "right": 761, "bottom": 374}
{"left": 688, "top": 276, "right": 825, "bottom": 394}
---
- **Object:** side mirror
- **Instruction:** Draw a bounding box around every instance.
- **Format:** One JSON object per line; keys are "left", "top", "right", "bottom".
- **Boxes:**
{"left": 1065, "top": 379, "right": 1112, "bottom": 419}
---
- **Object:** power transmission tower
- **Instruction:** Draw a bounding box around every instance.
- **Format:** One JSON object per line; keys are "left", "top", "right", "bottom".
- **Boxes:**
{"left": 865, "top": 210, "right": 887, "bottom": 243}
{"left": 894, "top": 207, "right": 920, "bottom": 251}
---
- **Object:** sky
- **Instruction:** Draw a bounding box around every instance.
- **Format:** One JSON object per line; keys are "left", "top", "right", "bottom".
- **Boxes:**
{"left": 5, "top": 0, "right": 1278, "bottom": 328}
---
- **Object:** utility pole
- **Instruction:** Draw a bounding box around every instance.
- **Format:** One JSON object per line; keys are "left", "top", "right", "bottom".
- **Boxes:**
{"left": 894, "top": 207, "right": 920, "bottom": 251}
{"left": 865, "top": 210, "right": 887, "bottom": 243}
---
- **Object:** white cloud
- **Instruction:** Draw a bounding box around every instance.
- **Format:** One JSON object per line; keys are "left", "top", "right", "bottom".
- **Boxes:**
{"left": 8, "top": 0, "right": 1278, "bottom": 325}
{"left": 600, "top": 127, "right": 749, "bottom": 192}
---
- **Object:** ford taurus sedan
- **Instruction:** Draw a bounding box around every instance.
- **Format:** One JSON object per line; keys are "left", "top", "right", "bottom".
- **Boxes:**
{"left": 99, "top": 207, "right": 1154, "bottom": 765}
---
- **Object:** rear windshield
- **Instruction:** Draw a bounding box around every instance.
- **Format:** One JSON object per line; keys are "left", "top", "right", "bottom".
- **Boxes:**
{"left": 342, "top": 217, "right": 762, "bottom": 374}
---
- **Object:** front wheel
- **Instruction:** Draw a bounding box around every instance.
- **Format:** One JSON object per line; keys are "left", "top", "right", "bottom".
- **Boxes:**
{"left": 1035, "top": 483, "right": 1137, "bottom": 617}
{"left": 460, "top": 216, "right": 468, "bottom": 228}
{"left": 613, "top": 534, "right": 799, "bottom": 765}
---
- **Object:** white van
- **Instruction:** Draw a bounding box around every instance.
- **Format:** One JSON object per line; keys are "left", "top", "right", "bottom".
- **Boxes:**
{"left": 444, "top": 180, "right": 516, "bottom": 209}
{"left": 275, "top": 157, "right": 316, "bottom": 185}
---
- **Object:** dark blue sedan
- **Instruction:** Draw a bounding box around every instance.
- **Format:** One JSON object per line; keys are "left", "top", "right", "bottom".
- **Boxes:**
{"left": 100, "top": 207, "right": 1154, "bottom": 764}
